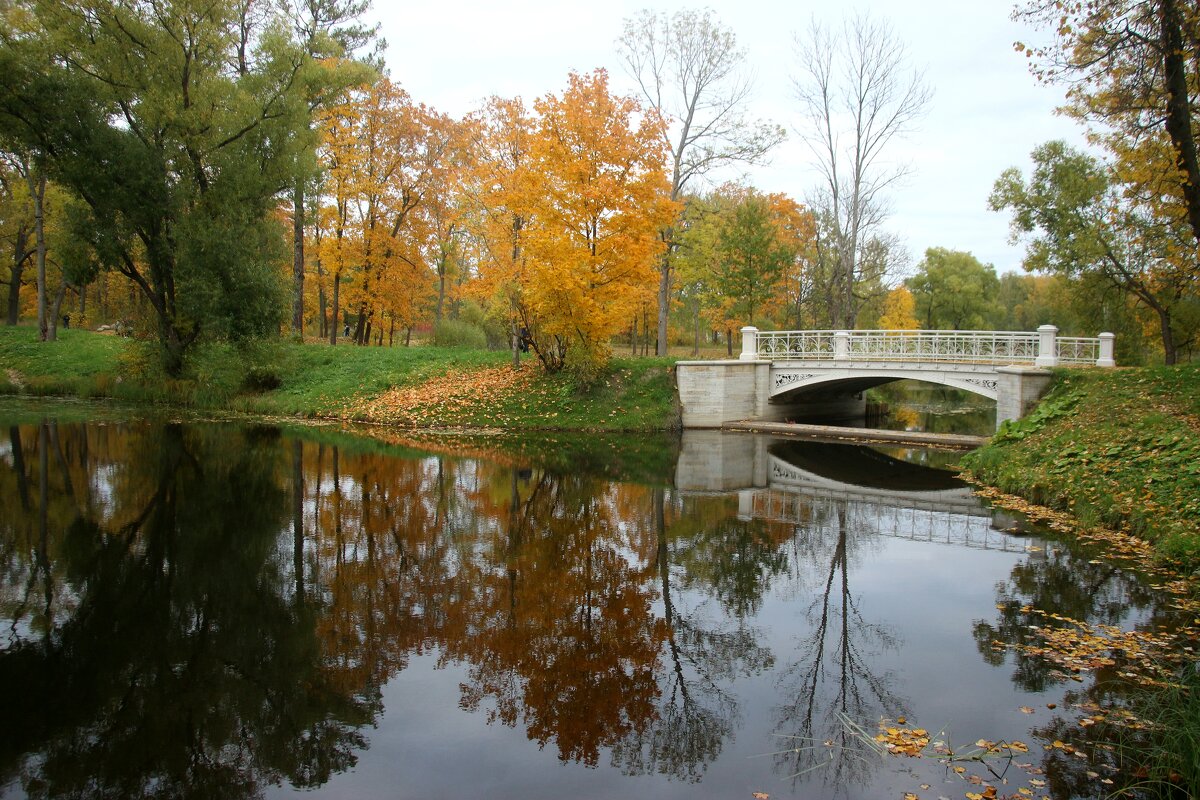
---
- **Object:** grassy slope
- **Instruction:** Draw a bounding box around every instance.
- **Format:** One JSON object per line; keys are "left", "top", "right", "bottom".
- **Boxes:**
{"left": 0, "top": 326, "right": 680, "bottom": 431}
{"left": 961, "top": 363, "right": 1200, "bottom": 570}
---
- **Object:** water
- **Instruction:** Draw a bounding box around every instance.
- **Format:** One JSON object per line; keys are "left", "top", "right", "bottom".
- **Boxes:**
{"left": 0, "top": 406, "right": 1179, "bottom": 799}
{"left": 867, "top": 380, "right": 998, "bottom": 436}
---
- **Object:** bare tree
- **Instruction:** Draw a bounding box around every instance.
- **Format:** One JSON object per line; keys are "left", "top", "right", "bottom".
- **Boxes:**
{"left": 618, "top": 8, "right": 785, "bottom": 356}
{"left": 792, "top": 14, "right": 930, "bottom": 328}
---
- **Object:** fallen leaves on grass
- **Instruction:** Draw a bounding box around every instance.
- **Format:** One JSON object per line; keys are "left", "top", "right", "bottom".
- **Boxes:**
{"left": 342, "top": 365, "right": 534, "bottom": 427}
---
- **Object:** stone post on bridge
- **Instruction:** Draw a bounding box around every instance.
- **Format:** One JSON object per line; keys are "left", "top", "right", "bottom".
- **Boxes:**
{"left": 1035, "top": 324, "right": 1058, "bottom": 367}
{"left": 833, "top": 330, "right": 850, "bottom": 361}
{"left": 739, "top": 326, "right": 759, "bottom": 361}
{"left": 1097, "top": 332, "right": 1116, "bottom": 367}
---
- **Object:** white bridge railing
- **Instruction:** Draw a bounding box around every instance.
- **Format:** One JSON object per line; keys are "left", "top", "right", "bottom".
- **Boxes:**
{"left": 743, "top": 325, "right": 1115, "bottom": 368}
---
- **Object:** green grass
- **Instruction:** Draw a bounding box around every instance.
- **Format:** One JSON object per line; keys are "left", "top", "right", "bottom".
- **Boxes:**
{"left": 0, "top": 325, "right": 681, "bottom": 432}
{"left": 962, "top": 363, "right": 1200, "bottom": 570}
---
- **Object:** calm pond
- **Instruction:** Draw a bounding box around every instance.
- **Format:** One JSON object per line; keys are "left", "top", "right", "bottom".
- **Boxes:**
{"left": 0, "top": 404, "right": 1178, "bottom": 799}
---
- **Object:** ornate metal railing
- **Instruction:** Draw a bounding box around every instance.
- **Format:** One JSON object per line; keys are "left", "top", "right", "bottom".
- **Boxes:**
{"left": 744, "top": 326, "right": 1115, "bottom": 368}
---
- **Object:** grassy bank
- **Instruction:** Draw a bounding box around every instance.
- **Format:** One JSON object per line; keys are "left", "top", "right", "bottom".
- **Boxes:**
{"left": 0, "top": 326, "right": 680, "bottom": 432}
{"left": 961, "top": 362, "right": 1200, "bottom": 571}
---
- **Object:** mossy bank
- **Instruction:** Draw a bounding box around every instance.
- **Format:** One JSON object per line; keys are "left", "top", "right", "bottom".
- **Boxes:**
{"left": 961, "top": 362, "right": 1200, "bottom": 572}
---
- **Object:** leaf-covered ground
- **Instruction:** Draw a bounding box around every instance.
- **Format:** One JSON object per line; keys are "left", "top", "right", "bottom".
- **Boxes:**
{"left": 335, "top": 358, "right": 680, "bottom": 432}
{"left": 962, "top": 363, "right": 1200, "bottom": 571}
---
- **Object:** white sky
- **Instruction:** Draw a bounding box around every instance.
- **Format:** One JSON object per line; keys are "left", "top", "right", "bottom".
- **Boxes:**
{"left": 368, "top": 0, "right": 1086, "bottom": 276}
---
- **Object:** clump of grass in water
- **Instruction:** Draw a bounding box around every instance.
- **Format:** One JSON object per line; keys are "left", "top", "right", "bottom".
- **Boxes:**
{"left": 1117, "top": 666, "right": 1200, "bottom": 799}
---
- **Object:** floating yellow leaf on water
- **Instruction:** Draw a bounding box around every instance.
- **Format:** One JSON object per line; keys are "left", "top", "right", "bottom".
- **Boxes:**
{"left": 1008, "top": 741, "right": 1030, "bottom": 753}
{"left": 1019, "top": 706, "right": 1035, "bottom": 714}
{"left": 752, "top": 793, "right": 769, "bottom": 800}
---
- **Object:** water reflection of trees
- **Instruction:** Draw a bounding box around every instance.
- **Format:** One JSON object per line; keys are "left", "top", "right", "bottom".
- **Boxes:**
{"left": 973, "top": 541, "right": 1175, "bottom": 798}
{"left": 772, "top": 500, "right": 903, "bottom": 791}
{"left": 611, "top": 490, "right": 777, "bottom": 781}
{"left": 0, "top": 420, "right": 949, "bottom": 797}
{"left": 973, "top": 546, "right": 1161, "bottom": 693}
{"left": 0, "top": 423, "right": 374, "bottom": 799}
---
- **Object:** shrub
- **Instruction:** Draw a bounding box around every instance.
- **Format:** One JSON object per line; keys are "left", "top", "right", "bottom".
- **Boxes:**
{"left": 432, "top": 318, "right": 488, "bottom": 349}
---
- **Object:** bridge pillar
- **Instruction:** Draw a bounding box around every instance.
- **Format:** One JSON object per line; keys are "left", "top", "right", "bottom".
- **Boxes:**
{"left": 677, "top": 360, "right": 776, "bottom": 427}
{"left": 995, "top": 366, "right": 1054, "bottom": 428}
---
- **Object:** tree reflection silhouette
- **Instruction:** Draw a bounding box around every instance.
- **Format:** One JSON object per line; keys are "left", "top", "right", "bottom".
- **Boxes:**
{"left": 972, "top": 545, "right": 1160, "bottom": 692}
{"left": 442, "top": 470, "right": 665, "bottom": 767}
{"left": 773, "top": 501, "right": 903, "bottom": 790}
{"left": 611, "top": 489, "right": 776, "bottom": 782}
{"left": 0, "top": 423, "right": 375, "bottom": 799}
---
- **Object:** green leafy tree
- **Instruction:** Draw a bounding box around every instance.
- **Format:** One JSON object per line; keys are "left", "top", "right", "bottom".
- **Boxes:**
{"left": 990, "top": 140, "right": 1197, "bottom": 363}
{"left": 905, "top": 247, "right": 1003, "bottom": 330}
{"left": 0, "top": 0, "right": 346, "bottom": 373}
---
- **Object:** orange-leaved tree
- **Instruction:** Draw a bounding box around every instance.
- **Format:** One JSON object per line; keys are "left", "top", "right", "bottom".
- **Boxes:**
{"left": 462, "top": 97, "right": 537, "bottom": 364}
{"left": 522, "top": 70, "right": 676, "bottom": 376}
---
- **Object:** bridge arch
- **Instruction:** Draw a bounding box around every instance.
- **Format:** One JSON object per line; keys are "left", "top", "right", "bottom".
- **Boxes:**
{"left": 768, "top": 367, "right": 998, "bottom": 403}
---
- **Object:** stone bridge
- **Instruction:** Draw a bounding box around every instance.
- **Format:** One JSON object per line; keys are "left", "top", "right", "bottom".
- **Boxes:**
{"left": 677, "top": 325, "right": 1115, "bottom": 430}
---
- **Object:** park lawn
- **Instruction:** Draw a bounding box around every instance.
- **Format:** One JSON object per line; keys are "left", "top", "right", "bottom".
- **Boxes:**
{"left": 0, "top": 325, "right": 680, "bottom": 432}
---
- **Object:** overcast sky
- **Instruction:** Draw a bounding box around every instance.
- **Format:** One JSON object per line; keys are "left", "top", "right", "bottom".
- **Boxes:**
{"left": 367, "top": 1, "right": 1087, "bottom": 276}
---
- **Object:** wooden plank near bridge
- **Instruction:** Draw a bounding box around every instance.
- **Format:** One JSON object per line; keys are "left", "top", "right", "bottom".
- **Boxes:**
{"left": 721, "top": 420, "right": 988, "bottom": 450}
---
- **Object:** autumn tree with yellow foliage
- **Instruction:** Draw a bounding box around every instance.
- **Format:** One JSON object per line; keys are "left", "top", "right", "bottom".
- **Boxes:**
{"left": 313, "top": 79, "right": 462, "bottom": 345}
{"left": 876, "top": 286, "right": 919, "bottom": 330}
{"left": 471, "top": 70, "right": 675, "bottom": 376}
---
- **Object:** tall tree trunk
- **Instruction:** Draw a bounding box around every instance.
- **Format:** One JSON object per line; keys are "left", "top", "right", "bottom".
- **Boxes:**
{"left": 656, "top": 256, "right": 671, "bottom": 356}
{"left": 292, "top": 181, "right": 305, "bottom": 337}
{"left": 29, "top": 171, "right": 47, "bottom": 341}
{"left": 329, "top": 275, "right": 340, "bottom": 346}
{"left": 692, "top": 306, "right": 700, "bottom": 356}
{"left": 48, "top": 281, "right": 67, "bottom": 342}
{"left": 436, "top": 260, "right": 447, "bottom": 322}
{"left": 6, "top": 224, "right": 30, "bottom": 325}
{"left": 1155, "top": 304, "right": 1177, "bottom": 366}
{"left": 1160, "top": 0, "right": 1200, "bottom": 246}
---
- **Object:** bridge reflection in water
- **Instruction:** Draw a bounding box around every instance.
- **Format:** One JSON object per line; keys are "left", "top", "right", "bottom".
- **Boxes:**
{"left": 675, "top": 430, "right": 1022, "bottom": 552}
